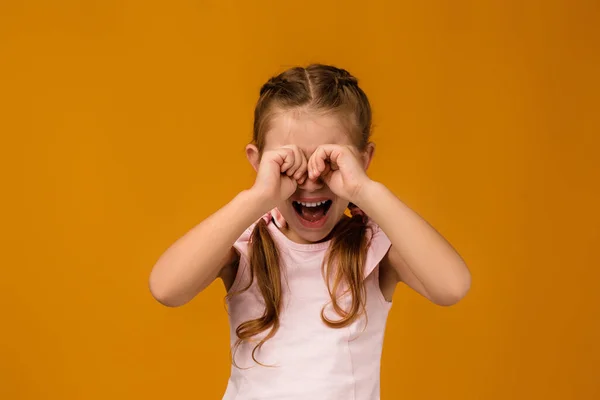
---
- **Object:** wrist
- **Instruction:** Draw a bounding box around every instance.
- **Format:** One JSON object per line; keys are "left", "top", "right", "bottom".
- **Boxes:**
{"left": 236, "top": 189, "right": 272, "bottom": 220}
{"left": 242, "top": 186, "right": 275, "bottom": 214}
{"left": 352, "top": 180, "right": 385, "bottom": 211}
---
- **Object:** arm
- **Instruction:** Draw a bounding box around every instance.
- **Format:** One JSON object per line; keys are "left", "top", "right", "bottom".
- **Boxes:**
{"left": 149, "top": 144, "right": 309, "bottom": 307}
{"left": 355, "top": 181, "right": 471, "bottom": 306}
{"left": 149, "top": 189, "right": 267, "bottom": 307}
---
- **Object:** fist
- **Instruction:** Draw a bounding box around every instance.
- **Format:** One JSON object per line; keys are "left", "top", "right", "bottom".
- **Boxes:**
{"left": 307, "top": 144, "right": 371, "bottom": 203}
{"left": 251, "top": 145, "right": 308, "bottom": 209}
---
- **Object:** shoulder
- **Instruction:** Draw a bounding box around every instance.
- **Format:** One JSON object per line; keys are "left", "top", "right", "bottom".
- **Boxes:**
{"left": 366, "top": 219, "right": 391, "bottom": 247}
{"left": 364, "top": 218, "right": 392, "bottom": 277}
{"left": 232, "top": 212, "right": 274, "bottom": 258}
{"left": 233, "top": 222, "right": 257, "bottom": 259}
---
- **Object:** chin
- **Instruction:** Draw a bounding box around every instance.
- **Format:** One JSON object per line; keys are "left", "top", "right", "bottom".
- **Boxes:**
{"left": 294, "top": 225, "right": 334, "bottom": 243}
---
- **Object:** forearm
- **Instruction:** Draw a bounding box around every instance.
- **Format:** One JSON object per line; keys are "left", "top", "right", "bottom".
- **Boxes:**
{"left": 149, "top": 189, "right": 268, "bottom": 307}
{"left": 355, "top": 181, "right": 471, "bottom": 304}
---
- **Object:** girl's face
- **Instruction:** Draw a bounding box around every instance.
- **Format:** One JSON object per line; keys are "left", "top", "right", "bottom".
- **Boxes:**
{"left": 248, "top": 110, "right": 371, "bottom": 244}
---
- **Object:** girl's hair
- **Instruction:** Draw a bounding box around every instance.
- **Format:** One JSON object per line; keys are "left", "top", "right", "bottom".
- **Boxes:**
{"left": 231, "top": 64, "right": 373, "bottom": 366}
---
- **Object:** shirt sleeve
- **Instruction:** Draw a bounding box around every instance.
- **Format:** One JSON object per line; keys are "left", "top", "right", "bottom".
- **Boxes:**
{"left": 232, "top": 224, "right": 255, "bottom": 262}
{"left": 363, "top": 220, "right": 392, "bottom": 279}
{"left": 232, "top": 213, "right": 271, "bottom": 262}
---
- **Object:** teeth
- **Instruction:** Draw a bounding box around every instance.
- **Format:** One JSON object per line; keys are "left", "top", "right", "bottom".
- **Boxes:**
{"left": 296, "top": 200, "right": 328, "bottom": 207}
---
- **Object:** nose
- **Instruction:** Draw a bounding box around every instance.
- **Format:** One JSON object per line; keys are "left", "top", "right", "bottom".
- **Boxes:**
{"left": 298, "top": 176, "right": 324, "bottom": 192}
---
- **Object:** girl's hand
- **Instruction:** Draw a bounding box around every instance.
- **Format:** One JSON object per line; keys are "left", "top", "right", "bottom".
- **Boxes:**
{"left": 250, "top": 145, "right": 308, "bottom": 209}
{"left": 307, "top": 144, "right": 371, "bottom": 203}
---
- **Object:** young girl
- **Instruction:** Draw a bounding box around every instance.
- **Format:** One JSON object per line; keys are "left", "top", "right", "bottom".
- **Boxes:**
{"left": 149, "top": 64, "right": 471, "bottom": 400}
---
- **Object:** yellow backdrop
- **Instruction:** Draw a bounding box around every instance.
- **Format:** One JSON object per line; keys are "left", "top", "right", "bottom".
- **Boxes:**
{"left": 1, "top": 1, "right": 598, "bottom": 399}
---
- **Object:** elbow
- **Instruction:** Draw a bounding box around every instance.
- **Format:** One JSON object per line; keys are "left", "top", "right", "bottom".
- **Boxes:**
{"left": 148, "top": 273, "right": 187, "bottom": 308}
{"left": 433, "top": 266, "right": 472, "bottom": 307}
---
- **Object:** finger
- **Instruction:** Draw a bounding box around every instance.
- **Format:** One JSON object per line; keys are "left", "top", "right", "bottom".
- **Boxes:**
{"left": 296, "top": 172, "right": 308, "bottom": 186}
{"left": 324, "top": 145, "right": 345, "bottom": 168}
{"left": 309, "top": 146, "right": 331, "bottom": 179}
{"left": 307, "top": 148, "right": 318, "bottom": 179}
{"left": 277, "top": 148, "right": 295, "bottom": 174}
{"left": 294, "top": 149, "right": 308, "bottom": 182}
{"left": 307, "top": 152, "right": 317, "bottom": 180}
{"left": 316, "top": 147, "right": 329, "bottom": 173}
{"left": 286, "top": 145, "right": 304, "bottom": 177}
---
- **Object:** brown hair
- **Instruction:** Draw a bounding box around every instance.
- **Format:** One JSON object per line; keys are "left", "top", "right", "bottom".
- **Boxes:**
{"left": 232, "top": 64, "right": 373, "bottom": 366}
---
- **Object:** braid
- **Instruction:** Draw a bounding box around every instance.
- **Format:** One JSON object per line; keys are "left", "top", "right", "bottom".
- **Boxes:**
{"left": 334, "top": 68, "right": 359, "bottom": 88}
{"left": 259, "top": 77, "right": 289, "bottom": 96}
{"left": 259, "top": 67, "right": 307, "bottom": 96}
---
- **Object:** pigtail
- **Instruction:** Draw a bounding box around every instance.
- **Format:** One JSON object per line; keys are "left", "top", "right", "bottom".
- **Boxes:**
{"left": 321, "top": 207, "right": 371, "bottom": 328}
{"left": 232, "top": 218, "right": 282, "bottom": 367}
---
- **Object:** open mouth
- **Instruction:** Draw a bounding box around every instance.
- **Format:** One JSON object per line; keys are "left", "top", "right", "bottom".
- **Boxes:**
{"left": 292, "top": 200, "right": 333, "bottom": 223}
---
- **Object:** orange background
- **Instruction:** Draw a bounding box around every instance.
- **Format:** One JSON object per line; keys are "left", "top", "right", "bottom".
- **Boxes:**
{"left": 1, "top": 1, "right": 598, "bottom": 399}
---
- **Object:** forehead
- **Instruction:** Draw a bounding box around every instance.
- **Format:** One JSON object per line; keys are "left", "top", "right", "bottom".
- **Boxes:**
{"left": 263, "top": 110, "right": 354, "bottom": 154}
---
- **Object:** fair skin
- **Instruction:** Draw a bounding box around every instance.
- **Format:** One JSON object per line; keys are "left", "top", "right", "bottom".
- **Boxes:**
{"left": 149, "top": 109, "right": 470, "bottom": 307}
{"left": 244, "top": 111, "right": 371, "bottom": 245}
